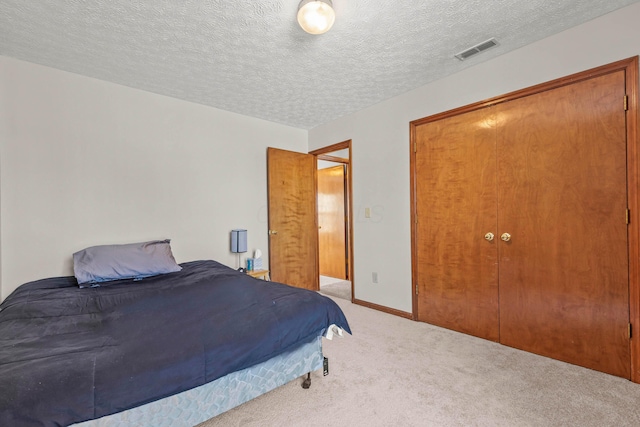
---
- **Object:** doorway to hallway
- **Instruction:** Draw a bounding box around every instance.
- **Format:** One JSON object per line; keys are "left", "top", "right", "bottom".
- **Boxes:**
{"left": 311, "top": 140, "right": 353, "bottom": 302}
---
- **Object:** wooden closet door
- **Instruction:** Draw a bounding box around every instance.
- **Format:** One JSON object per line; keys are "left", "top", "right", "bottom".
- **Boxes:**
{"left": 497, "top": 71, "right": 630, "bottom": 378}
{"left": 318, "top": 165, "right": 347, "bottom": 279}
{"left": 415, "top": 108, "right": 499, "bottom": 341}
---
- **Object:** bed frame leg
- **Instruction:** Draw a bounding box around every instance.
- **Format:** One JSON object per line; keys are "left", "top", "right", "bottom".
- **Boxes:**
{"left": 302, "top": 372, "right": 311, "bottom": 389}
{"left": 302, "top": 357, "right": 329, "bottom": 389}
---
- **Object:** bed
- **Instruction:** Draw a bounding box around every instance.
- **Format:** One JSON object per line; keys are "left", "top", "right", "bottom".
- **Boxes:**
{"left": 0, "top": 256, "right": 350, "bottom": 427}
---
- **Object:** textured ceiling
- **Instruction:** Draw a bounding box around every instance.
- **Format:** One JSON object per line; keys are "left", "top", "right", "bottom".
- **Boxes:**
{"left": 1, "top": 0, "right": 639, "bottom": 129}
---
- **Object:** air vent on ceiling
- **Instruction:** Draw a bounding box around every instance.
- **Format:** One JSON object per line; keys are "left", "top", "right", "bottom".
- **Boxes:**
{"left": 455, "top": 38, "right": 499, "bottom": 61}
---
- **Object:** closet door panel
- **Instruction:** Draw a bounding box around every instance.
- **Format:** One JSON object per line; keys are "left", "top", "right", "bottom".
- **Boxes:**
{"left": 415, "top": 108, "right": 499, "bottom": 341}
{"left": 497, "top": 71, "right": 630, "bottom": 378}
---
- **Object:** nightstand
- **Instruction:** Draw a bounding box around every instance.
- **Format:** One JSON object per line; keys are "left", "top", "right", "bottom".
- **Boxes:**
{"left": 246, "top": 269, "right": 270, "bottom": 281}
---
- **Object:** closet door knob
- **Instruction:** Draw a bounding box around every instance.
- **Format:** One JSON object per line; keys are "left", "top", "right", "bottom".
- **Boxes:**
{"left": 269, "top": 230, "right": 278, "bottom": 235}
{"left": 501, "top": 233, "right": 511, "bottom": 242}
{"left": 484, "top": 232, "right": 495, "bottom": 241}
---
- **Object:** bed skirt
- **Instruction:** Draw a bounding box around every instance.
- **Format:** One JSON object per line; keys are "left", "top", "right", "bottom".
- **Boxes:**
{"left": 73, "top": 336, "right": 323, "bottom": 427}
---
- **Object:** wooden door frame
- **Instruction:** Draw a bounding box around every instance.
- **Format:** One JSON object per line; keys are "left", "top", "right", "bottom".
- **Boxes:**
{"left": 310, "top": 140, "right": 354, "bottom": 302}
{"left": 409, "top": 56, "right": 640, "bottom": 382}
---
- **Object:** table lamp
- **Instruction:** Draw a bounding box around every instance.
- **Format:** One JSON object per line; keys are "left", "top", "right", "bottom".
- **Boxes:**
{"left": 230, "top": 229, "right": 247, "bottom": 270}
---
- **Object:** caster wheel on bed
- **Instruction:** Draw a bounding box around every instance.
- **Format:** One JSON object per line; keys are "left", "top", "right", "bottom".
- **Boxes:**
{"left": 302, "top": 372, "right": 311, "bottom": 389}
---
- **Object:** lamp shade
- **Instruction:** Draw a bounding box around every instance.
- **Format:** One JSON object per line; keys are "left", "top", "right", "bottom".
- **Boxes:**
{"left": 230, "top": 229, "right": 247, "bottom": 253}
{"left": 297, "top": 0, "right": 335, "bottom": 35}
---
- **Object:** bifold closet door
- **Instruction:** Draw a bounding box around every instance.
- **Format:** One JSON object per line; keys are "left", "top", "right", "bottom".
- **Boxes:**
{"left": 496, "top": 71, "right": 630, "bottom": 378}
{"left": 415, "top": 108, "right": 499, "bottom": 341}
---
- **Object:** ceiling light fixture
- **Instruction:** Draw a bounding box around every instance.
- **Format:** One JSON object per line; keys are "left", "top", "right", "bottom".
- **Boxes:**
{"left": 297, "top": 0, "right": 336, "bottom": 35}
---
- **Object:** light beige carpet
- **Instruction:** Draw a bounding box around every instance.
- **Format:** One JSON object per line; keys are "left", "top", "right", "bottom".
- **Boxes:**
{"left": 319, "top": 275, "right": 351, "bottom": 301}
{"left": 198, "top": 297, "right": 640, "bottom": 427}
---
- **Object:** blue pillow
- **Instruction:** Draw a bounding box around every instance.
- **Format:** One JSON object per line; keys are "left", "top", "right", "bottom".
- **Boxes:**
{"left": 73, "top": 239, "right": 182, "bottom": 287}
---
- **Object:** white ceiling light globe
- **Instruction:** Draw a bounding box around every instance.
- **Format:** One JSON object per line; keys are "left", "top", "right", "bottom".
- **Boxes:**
{"left": 297, "top": 0, "right": 336, "bottom": 35}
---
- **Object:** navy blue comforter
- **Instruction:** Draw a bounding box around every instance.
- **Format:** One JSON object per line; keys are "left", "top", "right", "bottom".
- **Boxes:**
{"left": 0, "top": 260, "right": 350, "bottom": 427}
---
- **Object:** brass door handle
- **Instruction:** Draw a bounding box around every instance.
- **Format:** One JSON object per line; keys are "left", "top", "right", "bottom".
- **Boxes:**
{"left": 484, "top": 232, "right": 494, "bottom": 241}
{"left": 501, "top": 233, "right": 511, "bottom": 242}
{"left": 269, "top": 230, "right": 278, "bottom": 235}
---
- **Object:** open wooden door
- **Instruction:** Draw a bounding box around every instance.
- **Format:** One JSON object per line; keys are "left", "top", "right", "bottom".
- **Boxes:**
{"left": 318, "top": 165, "right": 347, "bottom": 280}
{"left": 267, "top": 147, "right": 319, "bottom": 290}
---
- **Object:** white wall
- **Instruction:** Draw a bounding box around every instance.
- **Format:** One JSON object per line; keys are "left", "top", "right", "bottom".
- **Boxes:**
{"left": 0, "top": 56, "right": 307, "bottom": 300}
{"left": 308, "top": 3, "right": 640, "bottom": 313}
